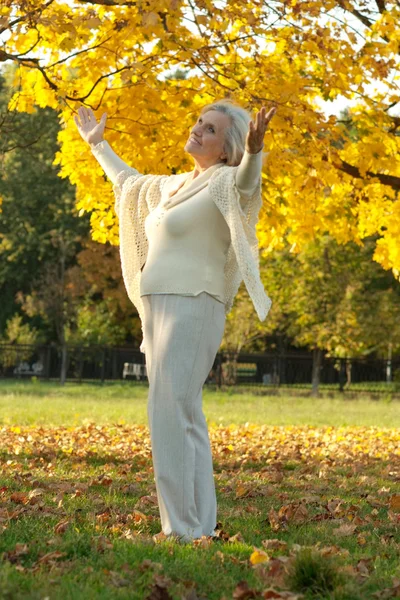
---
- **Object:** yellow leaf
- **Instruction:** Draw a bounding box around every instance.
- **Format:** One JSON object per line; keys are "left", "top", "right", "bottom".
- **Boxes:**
{"left": 389, "top": 495, "right": 400, "bottom": 513}
{"left": 249, "top": 549, "right": 269, "bottom": 565}
{"left": 196, "top": 15, "right": 208, "bottom": 25}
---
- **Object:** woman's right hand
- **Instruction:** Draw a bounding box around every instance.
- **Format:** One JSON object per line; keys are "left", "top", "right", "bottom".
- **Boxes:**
{"left": 74, "top": 106, "right": 107, "bottom": 146}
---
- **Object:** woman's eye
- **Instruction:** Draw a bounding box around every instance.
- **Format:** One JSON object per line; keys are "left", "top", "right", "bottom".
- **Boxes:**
{"left": 198, "top": 118, "right": 214, "bottom": 132}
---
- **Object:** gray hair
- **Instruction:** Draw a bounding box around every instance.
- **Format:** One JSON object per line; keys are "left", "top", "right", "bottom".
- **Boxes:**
{"left": 199, "top": 98, "right": 254, "bottom": 167}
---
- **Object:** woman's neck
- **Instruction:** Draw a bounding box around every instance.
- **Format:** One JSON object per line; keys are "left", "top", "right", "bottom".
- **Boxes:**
{"left": 192, "top": 159, "right": 225, "bottom": 179}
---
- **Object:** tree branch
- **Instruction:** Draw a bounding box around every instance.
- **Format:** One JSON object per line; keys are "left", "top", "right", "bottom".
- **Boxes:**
{"left": 0, "top": 0, "right": 55, "bottom": 35}
{"left": 48, "top": 37, "right": 113, "bottom": 68}
{"left": 336, "top": 1, "right": 374, "bottom": 29}
{"left": 1, "top": 136, "right": 43, "bottom": 155}
{"left": 375, "top": 0, "right": 386, "bottom": 13}
{"left": 334, "top": 158, "right": 400, "bottom": 191}
{"left": 0, "top": 50, "right": 59, "bottom": 91}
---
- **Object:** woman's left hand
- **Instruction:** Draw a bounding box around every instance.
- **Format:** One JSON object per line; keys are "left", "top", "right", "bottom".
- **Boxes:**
{"left": 245, "top": 105, "right": 277, "bottom": 154}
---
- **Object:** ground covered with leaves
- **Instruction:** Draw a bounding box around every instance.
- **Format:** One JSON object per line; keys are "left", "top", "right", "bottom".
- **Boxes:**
{"left": 0, "top": 417, "right": 399, "bottom": 599}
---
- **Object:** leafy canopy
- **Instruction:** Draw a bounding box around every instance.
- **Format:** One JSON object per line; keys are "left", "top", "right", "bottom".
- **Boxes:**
{"left": 3, "top": 0, "right": 400, "bottom": 276}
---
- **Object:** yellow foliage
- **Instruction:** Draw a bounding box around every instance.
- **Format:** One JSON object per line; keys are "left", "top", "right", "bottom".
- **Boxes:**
{"left": 4, "top": 0, "right": 400, "bottom": 277}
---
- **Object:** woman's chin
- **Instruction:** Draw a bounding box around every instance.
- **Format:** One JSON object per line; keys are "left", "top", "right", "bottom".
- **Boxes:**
{"left": 184, "top": 145, "right": 200, "bottom": 158}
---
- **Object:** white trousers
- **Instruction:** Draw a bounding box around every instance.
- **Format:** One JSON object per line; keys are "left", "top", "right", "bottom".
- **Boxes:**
{"left": 141, "top": 292, "right": 226, "bottom": 542}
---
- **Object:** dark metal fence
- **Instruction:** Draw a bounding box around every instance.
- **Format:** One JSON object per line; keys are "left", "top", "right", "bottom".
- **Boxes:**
{"left": 1, "top": 343, "right": 399, "bottom": 394}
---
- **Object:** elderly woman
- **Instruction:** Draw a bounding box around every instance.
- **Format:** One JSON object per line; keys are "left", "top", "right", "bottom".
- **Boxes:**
{"left": 74, "top": 99, "right": 276, "bottom": 544}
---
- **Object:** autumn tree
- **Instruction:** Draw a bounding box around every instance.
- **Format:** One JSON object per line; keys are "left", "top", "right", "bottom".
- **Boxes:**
{"left": 66, "top": 237, "right": 140, "bottom": 344}
{"left": 0, "top": 64, "right": 93, "bottom": 382}
{"left": 2, "top": 0, "right": 400, "bottom": 322}
{"left": 0, "top": 67, "right": 42, "bottom": 153}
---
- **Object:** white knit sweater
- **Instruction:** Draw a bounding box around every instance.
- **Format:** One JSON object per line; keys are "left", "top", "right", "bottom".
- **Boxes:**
{"left": 91, "top": 141, "right": 272, "bottom": 353}
{"left": 140, "top": 160, "right": 231, "bottom": 303}
{"left": 92, "top": 142, "right": 264, "bottom": 308}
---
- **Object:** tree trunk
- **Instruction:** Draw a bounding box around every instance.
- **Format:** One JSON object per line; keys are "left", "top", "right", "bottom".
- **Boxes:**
{"left": 60, "top": 342, "right": 67, "bottom": 385}
{"left": 338, "top": 358, "right": 346, "bottom": 393}
{"left": 58, "top": 240, "right": 67, "bottom": 385}
{"left": 278, "top": 335, "right": 287, "bottom": 384}
{"left": 222, "top": 350, "right": 238, "bottom": 386}
{"left": 386, "top": 342, "right": 393, "bottom": 384}
{"left": 215, "top": 353, "right": 223, "bottom": 389}
{"left": 311, "top": 347, "right": 323, "bottom": 397}
{"left": 346, "top": 359, "right": 352, "bottom": 387}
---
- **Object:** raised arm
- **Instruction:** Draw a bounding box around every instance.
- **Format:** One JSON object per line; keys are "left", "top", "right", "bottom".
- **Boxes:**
{"left": 235, "top": 104, "right": 277, "bottom": 203}
{"left": 74, "top": 107, "right": 140, "bottom": 185}
{"left": 90, "top": 140, "right": 139, "bottom": 185}
{"left": 235, "top": 146, "right": 264, "bottom": 199}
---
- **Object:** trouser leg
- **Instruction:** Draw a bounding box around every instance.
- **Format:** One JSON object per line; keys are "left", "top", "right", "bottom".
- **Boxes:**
{"left": 141, "top": 292, "right": 225, "bottom": 542}
{"left": 192, "top": 389, "right": 218, "bottom": 537}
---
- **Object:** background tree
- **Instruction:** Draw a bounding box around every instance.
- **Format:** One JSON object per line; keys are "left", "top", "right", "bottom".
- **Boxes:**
{"left": 2, "top": 0, "right": 400, "bottom": 285}
{"left": 0, "top": 314, "right": 43, "bottom": 370}
{"left": 218, "top": 284, "right": 260, "bottom": 384}
{"left": 66, "top": 237, "right": 140, "bottom": 344}
{"left": 260, "top": 235, "right": 400, "bottom": 395}
{"left": 16, "top": 232, "right": 83, "bottom": 384}
{"left": 0, "top": 65, "right": 91, "bottom": 336}
{"left": 0, "top": 68, "right": 43, "bottom": 153}
{"left": 66, "top": 298, "right": 126, "bottom": 346}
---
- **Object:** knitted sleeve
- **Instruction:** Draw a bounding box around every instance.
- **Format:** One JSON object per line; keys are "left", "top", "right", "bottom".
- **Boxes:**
{"left": 208, "top": 166, "right": 272, "bottom": 322}
{"left": 115, "top": 172, "right": 169, "bottom": 354}
{"left": 90, "top": 140, "right": 141, "bottom": 184}
{"left": 234, "top": 147, "right": 265, "bottom": 206}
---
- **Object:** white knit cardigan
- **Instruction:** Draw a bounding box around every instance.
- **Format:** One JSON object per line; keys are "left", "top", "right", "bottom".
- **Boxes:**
{"left": 113, "top": 164, "right": 272, "bottom": 353}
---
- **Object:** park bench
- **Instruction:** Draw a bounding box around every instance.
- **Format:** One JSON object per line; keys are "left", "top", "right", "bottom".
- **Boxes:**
{"left": 122, "top": 362, "right": 147, "bottom": 381}
{"left": 13, "top": 361, "right": 44, "bottom": 376}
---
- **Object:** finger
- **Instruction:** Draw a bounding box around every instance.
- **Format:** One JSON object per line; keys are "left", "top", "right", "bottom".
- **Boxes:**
{"left": 73, "top": 115, "right": 80, "bottom": 128}
{"left": 265, "top": 107, "right": 277, "bottom": 124}
{"left": 87, "top": 107, "right": 96, "bottom": 121}
{"left": 78, "top": 106, "right": 87, "bottom": 125}
{"left": 100, "top": 113, "right": 107, "bottom": 129}
{"left": 258, "top": 109, "right": 265, "bottom": 132}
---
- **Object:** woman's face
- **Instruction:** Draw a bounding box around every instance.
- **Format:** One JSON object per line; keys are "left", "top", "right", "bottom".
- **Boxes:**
{"left": 184, "top": 110, "right": 230, "bottom": 166}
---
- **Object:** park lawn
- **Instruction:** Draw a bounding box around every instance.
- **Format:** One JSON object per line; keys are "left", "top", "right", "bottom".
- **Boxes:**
{"left": 0, "top": 379, "right": 399, "bottom": 428}
{"left": 0, "top": 381, "right": 399, "bottom": 599}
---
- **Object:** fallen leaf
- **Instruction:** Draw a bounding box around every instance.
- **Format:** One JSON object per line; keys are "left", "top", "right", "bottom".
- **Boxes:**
{"left": 389, "top": 494, "right": 400, "bottom": 513}
{"left": 37, "top": 551, "right": 66, "bottom": 564}
{"left": 54, "top": 519, "right": 70, "bottom": 535}
{"left": 250, "top": 549, "right": 270, "bottom": 565}
{"left": 333, "top": 523, "right": 357, "bottom": 536}
{"left": 261, "top": 539, "right": 288, "bottom": 552}
{"left": 10, "top": 492, "right": 29, "bottom": 505}
{"left": 232, "top": 580, "right": 259, "bottom": 599}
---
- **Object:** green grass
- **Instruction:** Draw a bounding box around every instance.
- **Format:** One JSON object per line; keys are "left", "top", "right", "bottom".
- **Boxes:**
{"left": 0, "top": 379, "right": 399, "bottom": 428}
{"left": 0, "top": 380, "right": 399, "bottom": 599}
